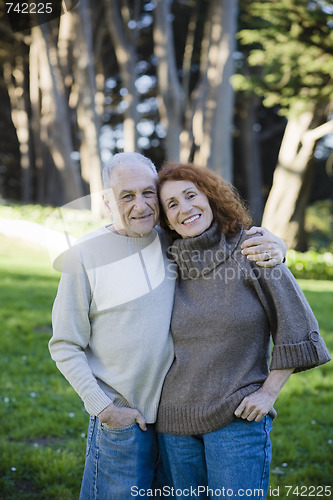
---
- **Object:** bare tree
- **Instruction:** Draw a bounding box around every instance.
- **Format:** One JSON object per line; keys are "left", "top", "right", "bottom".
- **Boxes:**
{"left": 262, "top": 111, "right": 333, "bottom": 248}
{"left": 191, "top": 0, "right": 237, "bottom": 181}
{"left": 72, "top": 0, "right": 104, "bottom": 216}
{"left": 2, "top": 0, "right": 240, "bottom": 205}
{"left": 3, "top": 54, "right": 32, "bottom": 202}
{"left": 103, "top": 0, "right": 139, "bottom": 151}
{"left": 154, "top": 0, "right": 184, "bottom": 161}
{"left": 153, "top": 0, "right": 238, "bottom": 180}
{"left": 38, "top": 22, "right": 85, "bottom": 204}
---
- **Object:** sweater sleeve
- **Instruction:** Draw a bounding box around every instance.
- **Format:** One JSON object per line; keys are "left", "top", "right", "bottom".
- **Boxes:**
{"left": 246, "top": 261, "right": 331, "bottom": 373}
{"left": 49, "top": 248, "right": 113, "bottom": 415}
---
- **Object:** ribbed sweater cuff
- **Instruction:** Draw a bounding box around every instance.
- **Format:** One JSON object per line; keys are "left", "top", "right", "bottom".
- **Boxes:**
{"left": 270, "top": 340, "right": 318, "bottom": 372}
{"left": 84, "top": 390, "right": 113, "bottom": 416}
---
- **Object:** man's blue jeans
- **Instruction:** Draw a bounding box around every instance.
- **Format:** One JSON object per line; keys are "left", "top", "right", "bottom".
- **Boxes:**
{"left": 158, "top": 416, "right": 273, "bottom": 499}
{"left": 79, "top": 416, "right": 159, "bottom": 499}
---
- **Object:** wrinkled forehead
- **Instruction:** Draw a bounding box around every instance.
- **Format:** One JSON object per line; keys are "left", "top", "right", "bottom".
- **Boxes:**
{"left": 109, "top": 162, "right": 158, "bottom": 192}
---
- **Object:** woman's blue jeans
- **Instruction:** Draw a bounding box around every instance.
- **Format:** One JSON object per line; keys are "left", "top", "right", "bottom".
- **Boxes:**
{"left": 158, "top": 416, "right": 273, "bottom": 499}
{"left": 79, "top": 416, "right": 160, "bottom": 499}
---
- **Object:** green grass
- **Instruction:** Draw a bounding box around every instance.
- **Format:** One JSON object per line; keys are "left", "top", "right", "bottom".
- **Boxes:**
{"left": 0, "top": 236, "right": 332, "bottom": 499}
{"left": 268, "top": 280, "right": 333, "bottom": 498}
{"left": 0, "top": 201, "right": 109, "bottom": 239}
{"left": 0, "top": 236, "right": 87, "bottom": 499}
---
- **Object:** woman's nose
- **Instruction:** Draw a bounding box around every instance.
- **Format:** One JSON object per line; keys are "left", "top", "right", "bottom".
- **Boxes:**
{"left": 179, "top": 199, "right": 192, "bottom": 213}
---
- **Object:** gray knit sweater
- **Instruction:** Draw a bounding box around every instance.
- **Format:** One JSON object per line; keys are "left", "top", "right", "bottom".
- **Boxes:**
{"left": 156, "top": 223, "right": 331, "bottom": 435}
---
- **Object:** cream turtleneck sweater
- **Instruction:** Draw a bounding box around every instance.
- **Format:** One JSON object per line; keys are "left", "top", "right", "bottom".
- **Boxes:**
{"left": 49, "top": 225, "right": 176, "bottom": 422}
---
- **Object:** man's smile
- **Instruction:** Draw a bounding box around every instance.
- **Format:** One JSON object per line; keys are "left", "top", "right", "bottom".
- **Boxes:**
{"left": 131, "top": 213, "right": 154, "bottom": 220}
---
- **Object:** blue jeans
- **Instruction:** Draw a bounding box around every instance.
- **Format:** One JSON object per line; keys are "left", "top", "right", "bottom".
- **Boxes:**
{"left": 79, "top": 417, "right": 160, "bottom": 499}
{"left": 158, "top": 416, "right": 272, "bottom": 499}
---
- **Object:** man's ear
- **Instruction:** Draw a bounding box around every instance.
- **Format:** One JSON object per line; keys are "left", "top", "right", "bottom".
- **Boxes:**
{"left": 102, "top": 193, "right": 111, "bottom": 213}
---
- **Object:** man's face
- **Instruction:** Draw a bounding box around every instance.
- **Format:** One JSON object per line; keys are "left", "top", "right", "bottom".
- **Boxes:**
{"left": 103, "top": 163, "right": 159, "bottom": 237}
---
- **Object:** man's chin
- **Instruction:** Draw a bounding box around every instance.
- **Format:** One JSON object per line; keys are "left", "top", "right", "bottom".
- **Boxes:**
{"left": 128, "top": 220, "right": 157, "bottom": 236}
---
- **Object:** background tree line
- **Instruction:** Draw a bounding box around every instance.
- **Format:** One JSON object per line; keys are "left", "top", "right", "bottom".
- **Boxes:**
{"left": 0, "top": 0, "right": 332, "bottom": 249}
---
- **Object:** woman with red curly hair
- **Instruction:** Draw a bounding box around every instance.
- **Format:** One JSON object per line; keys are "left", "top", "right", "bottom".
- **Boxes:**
{"left": 155, "top": 162, "right": 331, "bottom": 499}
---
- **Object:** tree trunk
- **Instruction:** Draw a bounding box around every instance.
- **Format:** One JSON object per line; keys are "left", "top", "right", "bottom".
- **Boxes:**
{"left": 192, "top": 0, "right": 237, "bottom": 182}
{"left": 29, "top": 27, "right": 45, "bottom": 203}
{"left": 103, "top": 0, "right": 138, "bottom": 151}
{"left": 179, "top": 3, "right": 199, "bottom": 163}
{"left": 238, "top": 93, "right": 263, "bottom": 224}
{"left": 3, "top": 57, "right": 32, "bottom": 202}
{"left": 262, "top": 111, "right": 333, "bottom": 248}
{"left": 154, "top": 0, "right": 183, "bottom": 161}
{"left": 73, "top": 0, "right": 104, "bottom": 217}
{"left": 38, "top": 23, "right": 85, "bottom": 205}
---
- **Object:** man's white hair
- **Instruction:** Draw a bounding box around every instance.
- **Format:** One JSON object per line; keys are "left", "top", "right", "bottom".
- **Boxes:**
{"left": 102, "top": 152, "right": 158, "bottom": 189}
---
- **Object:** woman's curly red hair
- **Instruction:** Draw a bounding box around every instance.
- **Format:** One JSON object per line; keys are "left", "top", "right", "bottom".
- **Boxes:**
{"left": 158, "top": 162, "right": 252, "bottom": 238}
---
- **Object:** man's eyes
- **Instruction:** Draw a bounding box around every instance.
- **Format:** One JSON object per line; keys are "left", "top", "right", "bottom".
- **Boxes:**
{"left": 122, "top": 191, "right": 156, "bottom": 200}
{"left": 143, "top": 190, "right": 156, "bottom": 196}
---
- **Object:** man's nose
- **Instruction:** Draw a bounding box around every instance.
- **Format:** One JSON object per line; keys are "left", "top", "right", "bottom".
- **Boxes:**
{"left": 134, "top": 195, "right": 148, "bottom": 211}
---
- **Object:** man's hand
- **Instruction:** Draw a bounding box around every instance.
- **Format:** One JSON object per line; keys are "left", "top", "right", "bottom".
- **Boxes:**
{"left": 241, "top": 226, "right": 287, "bottom": 267}
{"left": 97, "top": 403, "right": 147, "bottom": 431}
{"left": 234, "top": 368, "right": 294, "bottom": 422}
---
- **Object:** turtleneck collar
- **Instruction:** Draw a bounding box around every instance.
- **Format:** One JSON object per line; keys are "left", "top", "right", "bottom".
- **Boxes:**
{"left": 167, "top": 222, "right": 242, "bottom": 278}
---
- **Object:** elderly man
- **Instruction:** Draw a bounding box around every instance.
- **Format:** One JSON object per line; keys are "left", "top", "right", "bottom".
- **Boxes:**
{"left": 49, "top": 152, "right": 286, "bottom": 499}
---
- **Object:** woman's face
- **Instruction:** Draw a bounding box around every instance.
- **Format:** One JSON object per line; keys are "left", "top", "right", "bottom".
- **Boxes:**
{"left": 160, "top": 180, "right": 214, "bottom": 238}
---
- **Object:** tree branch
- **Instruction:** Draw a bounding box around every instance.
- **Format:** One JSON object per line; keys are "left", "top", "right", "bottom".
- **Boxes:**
{"left": 303, "top": 120, "right": 333, "bottom": 143}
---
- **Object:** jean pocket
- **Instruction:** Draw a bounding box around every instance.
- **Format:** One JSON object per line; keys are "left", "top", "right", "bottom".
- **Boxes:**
{"left": 101, "top": 422, "right": 137, "bottom": 433}
{"left": 85, "top": 416, "right": 96, "bottom": 457}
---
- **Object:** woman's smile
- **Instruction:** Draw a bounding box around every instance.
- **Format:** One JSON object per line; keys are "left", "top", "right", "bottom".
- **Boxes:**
{"left": 160, "top": 180, "right": 214, "bottom": 238}
{"left": 182, "top": 214, "right": 201, "bottom": 225}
